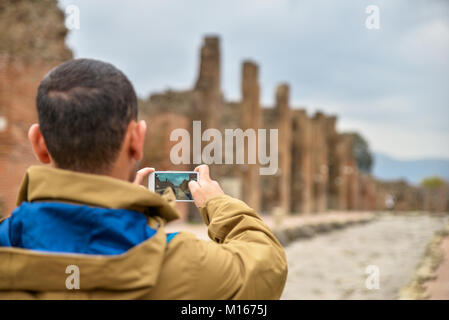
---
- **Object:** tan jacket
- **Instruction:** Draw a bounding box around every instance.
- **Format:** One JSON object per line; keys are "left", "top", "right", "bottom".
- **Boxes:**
{"left": 0, "top": 166, "right": 287, "bottom": 299}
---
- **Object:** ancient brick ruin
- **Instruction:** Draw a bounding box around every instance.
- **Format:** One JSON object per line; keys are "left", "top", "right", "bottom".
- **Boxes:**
{"left": 139, "top": 36, "right": 447, "bottom": 216}
{"left": 0, "top": 0, "right": 72, "bottom": 216}
{"left": 0, "top": 1, "right": 447, "bottom": 218}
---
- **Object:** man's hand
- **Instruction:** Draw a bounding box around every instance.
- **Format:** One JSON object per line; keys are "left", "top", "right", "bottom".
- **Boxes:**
{"left": 188, "top": 164, "right": 224, "bottom": 208}
{"left": 133, "top": 167, "right": 155, "bottom": 186}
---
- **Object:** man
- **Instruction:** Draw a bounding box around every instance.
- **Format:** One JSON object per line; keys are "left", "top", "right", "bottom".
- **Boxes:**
{"left": 0, "top": 59, "right": 287, "bottom": 299}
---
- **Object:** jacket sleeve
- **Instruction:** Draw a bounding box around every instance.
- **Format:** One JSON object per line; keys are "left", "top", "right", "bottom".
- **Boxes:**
{"left": 187, "top": 194, "right": 288, "bottom": 299}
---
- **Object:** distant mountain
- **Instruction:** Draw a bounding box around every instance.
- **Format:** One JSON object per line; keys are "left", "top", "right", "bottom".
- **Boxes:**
{"left": 372, "top": 153, "right": 449, "bottom": 186}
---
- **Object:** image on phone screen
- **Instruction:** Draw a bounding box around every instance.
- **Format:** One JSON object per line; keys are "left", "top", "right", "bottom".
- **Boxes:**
{"left": 149, "top": 171, "right": 198, "bottom": 202}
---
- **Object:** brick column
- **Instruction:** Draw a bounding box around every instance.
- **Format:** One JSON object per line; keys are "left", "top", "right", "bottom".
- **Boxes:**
{"left": 240, "top": 61, "right": 261, "bottom": 212}
{"left": 291, "top": 110, "right": 312, "bottom": 213}
{"left": 275, "top": 83, "right": 291, "bottom": 215}
{"left": 311, "top": 112, "right": 329, "bottom": 213}
{"left": 194, "top": 36, "right": 222, "bottom": 130}
{"left": 326, "top": 116, "right": 340, "bottom": 210}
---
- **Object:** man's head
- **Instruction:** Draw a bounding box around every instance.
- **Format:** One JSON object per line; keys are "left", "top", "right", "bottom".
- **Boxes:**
{"left": 29, "top": 58, "right": 147, "bottom": 181}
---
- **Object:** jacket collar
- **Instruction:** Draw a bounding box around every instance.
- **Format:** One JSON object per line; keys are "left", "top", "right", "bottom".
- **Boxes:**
{"left": 16, "top": 166, "right": 180, "bottom": 222}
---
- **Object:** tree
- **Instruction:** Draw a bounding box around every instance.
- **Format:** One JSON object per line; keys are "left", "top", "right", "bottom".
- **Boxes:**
{"left": 349, "top": 132, "right": 373, "bottom": 174}
{"left": 421, "top": 176, "right": 447, "bottom": 189}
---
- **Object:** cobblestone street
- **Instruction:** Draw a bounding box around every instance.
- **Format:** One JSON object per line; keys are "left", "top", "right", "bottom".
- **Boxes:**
{"left": 282, "top": 214, "right": 449, "bottom": 299}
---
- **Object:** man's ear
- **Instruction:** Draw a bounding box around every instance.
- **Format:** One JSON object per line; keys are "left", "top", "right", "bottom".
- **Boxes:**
{"left": 28, "top": 124, "right": 52, "bottom": 164}
{"left": 129, "top": 120, "right": 147, "bottom": 161}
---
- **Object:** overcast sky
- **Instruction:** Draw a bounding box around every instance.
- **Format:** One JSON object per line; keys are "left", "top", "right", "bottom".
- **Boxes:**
{"left": 58, "top": 0, "right": 449, "bottom": 160}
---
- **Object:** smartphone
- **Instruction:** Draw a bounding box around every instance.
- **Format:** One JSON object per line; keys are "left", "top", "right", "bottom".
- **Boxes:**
{"left": 148, "top": 171, "right": 198, "bottom": 202}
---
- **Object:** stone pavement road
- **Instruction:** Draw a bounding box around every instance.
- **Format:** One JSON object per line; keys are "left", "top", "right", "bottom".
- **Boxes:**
{"left": 281, "top": 214, "right": 448, "bottom": 299}
{"left": 165, "top": 211, "right": 448, "bottom": 299}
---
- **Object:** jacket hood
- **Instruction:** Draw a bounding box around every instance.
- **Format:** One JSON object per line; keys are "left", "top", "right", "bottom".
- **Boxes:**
{"left": 0, "top": 166, "right": 180, "bottom": 293}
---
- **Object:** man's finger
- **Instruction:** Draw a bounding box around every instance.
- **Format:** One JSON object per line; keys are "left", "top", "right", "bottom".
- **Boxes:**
{"left": 133, "top": 167, "right": 155, "bottom": 185}
{"left": 195, "top": 164, "right": 210, "bottom": 181}
{"left": 188, "top": 180, "right": 203, "bottom": 207}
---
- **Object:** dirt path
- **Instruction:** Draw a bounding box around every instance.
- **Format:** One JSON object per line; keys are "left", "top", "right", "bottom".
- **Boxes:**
{"left": 282, "top": 214, "right": 448, "bottom": 300}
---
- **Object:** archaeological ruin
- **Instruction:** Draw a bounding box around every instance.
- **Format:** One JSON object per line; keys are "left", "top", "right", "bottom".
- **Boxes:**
{"left": 0, "top": 0, "right": 447, "bottom": 218}
{"left": 138, "top": 35, "right": 447, "bottom": 217}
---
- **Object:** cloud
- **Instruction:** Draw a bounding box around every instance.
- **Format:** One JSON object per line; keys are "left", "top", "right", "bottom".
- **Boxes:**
{"left": 399, "top": 19, "right": 449, "bottom": 67}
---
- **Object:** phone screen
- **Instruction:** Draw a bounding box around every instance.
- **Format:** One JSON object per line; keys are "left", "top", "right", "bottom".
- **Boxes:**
{"left": 152, "top": 171, "right": 198, "bottom": 201}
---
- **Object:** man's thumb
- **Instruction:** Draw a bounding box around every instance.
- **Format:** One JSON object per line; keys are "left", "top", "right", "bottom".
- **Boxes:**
{"left": 188, "top": 180, "right": 200, "bottom": 194}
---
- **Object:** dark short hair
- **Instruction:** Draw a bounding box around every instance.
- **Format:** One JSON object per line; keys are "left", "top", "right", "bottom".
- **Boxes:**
{"left": 36, "top": 58, "right": 138, "bottom": 173}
